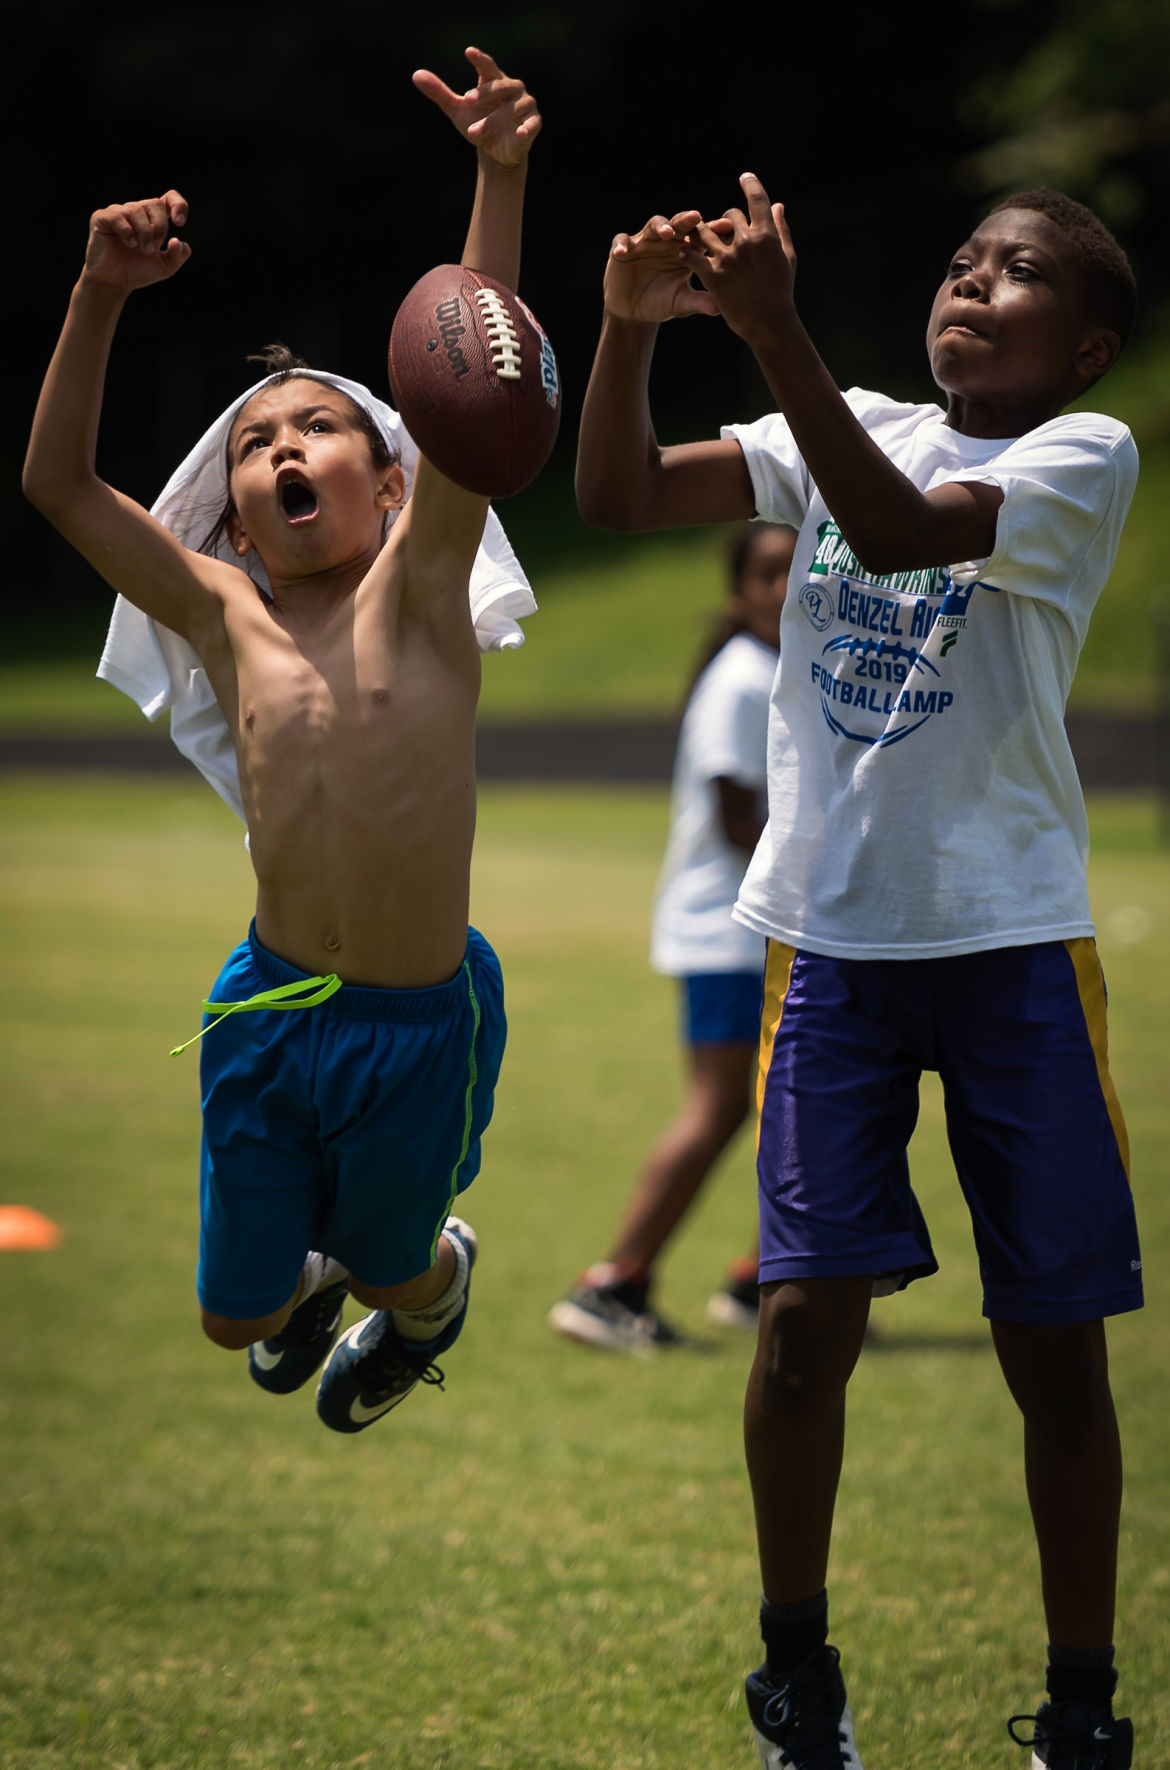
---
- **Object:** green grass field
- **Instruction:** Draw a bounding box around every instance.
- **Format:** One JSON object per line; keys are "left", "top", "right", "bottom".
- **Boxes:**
{"left": 1, "top": 779, "right": 1167, "bottom": 1769}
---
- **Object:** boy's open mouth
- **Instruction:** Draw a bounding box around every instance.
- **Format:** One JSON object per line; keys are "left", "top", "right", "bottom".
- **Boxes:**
{"left": 279, "top": 476, "right": 319, "bottom": 521}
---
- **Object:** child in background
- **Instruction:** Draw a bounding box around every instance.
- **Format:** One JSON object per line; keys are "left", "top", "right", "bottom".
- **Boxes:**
{"left": 549, "top": 522, "right": 793, "bottom": 1353}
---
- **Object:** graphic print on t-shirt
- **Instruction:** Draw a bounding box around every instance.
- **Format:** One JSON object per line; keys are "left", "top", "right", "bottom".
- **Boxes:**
{"left": 802, "top": 520, "right": 982, "bottom": 748}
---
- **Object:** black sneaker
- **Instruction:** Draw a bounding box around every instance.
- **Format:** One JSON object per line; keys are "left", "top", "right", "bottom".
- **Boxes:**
{"left": 1009, "top": 1701, "right": 1134, "bottom": 1769}
{"left": 316, "top": 1218, "right": 476, "bottom": 1433}
{"left": 248, "top": 1280, "right": 349, "bottom": 1394}
{"left": 547, "top": 1263, "right": 683, "bottom": 1355}
{"left": 745, "top": 1646, "right": 864, "bottom": 1770}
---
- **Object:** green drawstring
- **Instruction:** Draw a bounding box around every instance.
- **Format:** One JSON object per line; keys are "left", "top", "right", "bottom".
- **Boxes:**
{"left": 169, "top": 973, "right": 342, "bottom": 1057}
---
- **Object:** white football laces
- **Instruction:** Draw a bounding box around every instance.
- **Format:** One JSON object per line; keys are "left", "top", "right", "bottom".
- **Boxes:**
{"left": 475, "top": 287, "right": 522, "bottom": 381}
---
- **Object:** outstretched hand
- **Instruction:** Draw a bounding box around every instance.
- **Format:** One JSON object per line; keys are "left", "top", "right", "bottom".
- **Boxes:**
{"left": 603, "top": 212, "right": 729, "bottom": 324}
{"left": 413, "top": 47, "right": 541, "bottom": 168}
{"left": 82, "top": 191, "right": 191, "bottom": 295}
{"left": 679, "top": 173, "right": 797, "bottom": 342}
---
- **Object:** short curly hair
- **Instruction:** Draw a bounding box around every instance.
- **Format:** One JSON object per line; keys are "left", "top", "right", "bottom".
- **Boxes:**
{"left": 988, "top": 189, "right": 1137, "bottom": 348}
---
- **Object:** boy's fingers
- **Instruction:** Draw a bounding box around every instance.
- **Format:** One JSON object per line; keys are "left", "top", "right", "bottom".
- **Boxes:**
{"left": 475, "top": 88, "right": 539, "bottom": 130}
{"left": 412, "top": 69, "right": 460, "bottom": 117}
{"left": 464, "top": 45, "right": 504, "bottom": 83}
{"left": 92, "top": 206, "right": 134, "bottom": 247}
{"left": 479, "top": 73, "right": 527, "bottom": 103}
{"left": 416, "top": 58, "right": 538, "bottom": 152}
{"left": 144, "top": 197, "right": 174, "bottom": 248}
{"left": 611, "top": 216, "right": 688, "bottom": 260}
{"left": 90, "top": 193, "right": 189, "bottom": 266}
{"left": 679, "top": 287, "right": 721, "bottom": 318}
{"left": 125, "top": 202, "right": 161, "bottom": 252}
{"left": 643, "top": 215, "right": 685, "bottom": 244}
{"left": 740, "top": 172, "right": 778, "bottom": 226}
{"left": 677, "top": 238, "right": 712, "bottom": 277}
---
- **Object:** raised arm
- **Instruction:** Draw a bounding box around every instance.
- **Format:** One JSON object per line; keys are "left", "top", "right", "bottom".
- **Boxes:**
{"left": 681, "top": 176, "right": 1004, "bottom": 574}
{"left": 413, "top": 46, "right": 539, "bottom": 292}
{"left": 575, "top": 213, "right": 756, "bottom": 532}
{"left": 22, "top": 192, "right": 232, "bottom": 642}
{"left": 402, "top": 49, "right": 541, "bottom": 583}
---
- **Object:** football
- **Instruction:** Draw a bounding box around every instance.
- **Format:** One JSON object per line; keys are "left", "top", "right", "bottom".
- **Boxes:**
{"left": 388, "top": 264, "right": 561, "bottom": 499}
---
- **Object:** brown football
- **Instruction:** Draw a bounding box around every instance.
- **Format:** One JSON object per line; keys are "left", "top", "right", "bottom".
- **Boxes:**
{"left": 388, "top": 264, "right": 561, "bottom": 499}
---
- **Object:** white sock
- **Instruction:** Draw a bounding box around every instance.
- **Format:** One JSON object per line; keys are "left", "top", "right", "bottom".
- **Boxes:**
{"left": 298, "top": 1251, "right": 349, "bottom": 1303}
{"left": 392, "top": 1233, "right": 469, "bottom": 1343}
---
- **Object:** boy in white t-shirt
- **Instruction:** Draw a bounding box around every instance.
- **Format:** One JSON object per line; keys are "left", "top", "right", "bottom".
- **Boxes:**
{"left": 575, "top": 180, "right": 1140, "bottom": 1770}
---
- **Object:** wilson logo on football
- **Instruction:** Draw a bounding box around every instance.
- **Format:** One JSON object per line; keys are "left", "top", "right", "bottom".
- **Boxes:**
{"left": 431, "top": 297, "right": 470, "bottom": 380}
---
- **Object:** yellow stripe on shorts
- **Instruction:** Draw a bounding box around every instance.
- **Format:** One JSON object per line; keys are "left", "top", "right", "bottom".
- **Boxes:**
{"left": 756, "top": 941, "right": 797, "bottom": 1153}
{"left": 1065, "top": 936, "right": 1131, "bottom": 1182}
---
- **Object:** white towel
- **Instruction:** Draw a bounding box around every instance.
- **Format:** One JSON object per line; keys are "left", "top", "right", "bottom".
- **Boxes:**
{"left": 97, "top": 368, "right": 537, "bottom": 823}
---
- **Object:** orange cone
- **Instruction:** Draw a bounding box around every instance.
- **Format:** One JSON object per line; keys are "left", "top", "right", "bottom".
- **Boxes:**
{"left": 0, "top": 1206, "right": 62, "bottom": 1250}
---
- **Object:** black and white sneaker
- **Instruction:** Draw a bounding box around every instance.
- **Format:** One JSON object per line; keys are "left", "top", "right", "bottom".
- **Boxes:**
{"left": 315, "top": 1219, "right": 477, "bottom": 1434}
{"left": 1009, "top": 1701, "right": 1134, "bottom": 1769}
{"left": 745, "top": 1646, "right": 864, "bottom": 1770}
{"left": 248, "top": 1280, "right": 349, "bottom": 1394}
{"left": 547, "top": 1263, "right": 683, "bottom": 1355}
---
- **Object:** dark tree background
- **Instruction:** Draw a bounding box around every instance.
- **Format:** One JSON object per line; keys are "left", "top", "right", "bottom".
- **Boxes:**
{"left": 11, "top": 0, "right": 1169, "bottom": 652}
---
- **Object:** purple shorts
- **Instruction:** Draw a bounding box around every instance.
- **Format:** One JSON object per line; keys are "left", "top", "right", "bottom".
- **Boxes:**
{"left": 755, "top": 939, "right": 1142, "bottom": 1322}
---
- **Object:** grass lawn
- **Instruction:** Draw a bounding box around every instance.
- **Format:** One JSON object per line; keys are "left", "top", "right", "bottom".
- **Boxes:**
{"left": 0, "top": 779, "right": 1167, "bottom": 1768}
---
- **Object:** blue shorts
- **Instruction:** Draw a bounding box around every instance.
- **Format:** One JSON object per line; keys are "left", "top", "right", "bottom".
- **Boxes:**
{"left": 197, "top": 924, "right": 506, "bottom": 1319}
{"left": 681, "top": 971, "right": 764, "bottom": 1045}
{"left": 755, "top": 939, "right": 1142, "bottom": 1323}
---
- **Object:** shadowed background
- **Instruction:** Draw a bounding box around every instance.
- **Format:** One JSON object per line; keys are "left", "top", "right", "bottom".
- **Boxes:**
{"left": 10, "top": 0, "right": 1170, "bottom": 670}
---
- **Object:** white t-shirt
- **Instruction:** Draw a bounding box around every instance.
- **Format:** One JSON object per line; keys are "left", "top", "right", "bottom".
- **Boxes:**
{"left": 723, "top": 389, "right": 1138, "bottom": 960}
{"left": 650, "top": 631, "right": 777, "bottom": 975}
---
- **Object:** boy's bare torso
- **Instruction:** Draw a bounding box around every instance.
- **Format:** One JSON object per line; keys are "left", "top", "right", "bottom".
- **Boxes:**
{"left": 24, "top": 54, "right": 540, "bottom": 997}
{"left": 200, "top": 515, "right": 480, "bottom": 991}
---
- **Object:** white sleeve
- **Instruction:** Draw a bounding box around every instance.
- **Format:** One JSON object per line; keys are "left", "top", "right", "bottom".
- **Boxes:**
{"left": 686, "top": 652, "right": 771, "bottom": 790}
{"left": 945, "top": 415, "right": 1138, "bottom": 627}
{"left": 720, "top": 411, "right": 811, "bottom": 527}
{"left": 721, "top": 389, "right": 924, "bottom": 527}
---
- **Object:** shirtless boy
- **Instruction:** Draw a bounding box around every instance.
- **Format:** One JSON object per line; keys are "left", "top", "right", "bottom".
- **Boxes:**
{"left": 576, "top": 178, "right": 1140, "bottom": 1769}
{"left": 23, "top": 49, "right": 540, "bottom": 1435}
